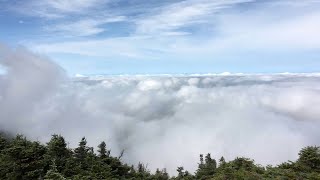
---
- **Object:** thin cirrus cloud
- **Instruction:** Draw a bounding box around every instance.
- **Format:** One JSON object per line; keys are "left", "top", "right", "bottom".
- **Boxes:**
{"left": 1, "top": 0, "right": 320, "bottom": 74}
{"left": 134, "top": 0, "right": 255, "bottom": 35}
{"left": 45, "top": 16, "right": 127, "bottom": 37}
{"left": 24, "top": 0, "right": 320, "bottom": 61}
{"left": 29, "top": 9, "right": 320, "bottom": 61}
{"left": 13, "top": 0, "right": 109, "bottom": 18}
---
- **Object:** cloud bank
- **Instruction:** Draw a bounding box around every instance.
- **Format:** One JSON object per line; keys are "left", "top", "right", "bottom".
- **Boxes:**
{"left": 1, "top": 47, "right": 320, "bottom": 174}
{"left": 0, "top": 45, "right": 65, "bottom": 133}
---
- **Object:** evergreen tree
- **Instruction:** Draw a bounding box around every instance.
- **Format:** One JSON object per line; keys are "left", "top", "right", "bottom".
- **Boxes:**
{"left": 4, "top": 135, "right": 47, "bottom": 179}
{"left": 44, "top": 160, "right": 66, "bottom": 180}
{"left": 46, "top": 134, "right": 71, "bottom": 173}
{"left": 0, "top": 132, "right": 320, "bottom": 179}
{"left": 177, "top": 166, "right": 184, "bottom": 177}
{"left": 135, "top": 162, "right": 151, "bottom": 179}
{"left": 71, "top": 137, "right": 92, "bottom": 177}
{"left": 74, "top": 137, "right": 90, "bottom": 162}
{"left": 195, "top": 153, "right": 217, "bottom": 178}
{"left": 0, "top": 133, "right": 10, "bottom": 151}
{"left": 153, "top": 168, "right": 169, "bottom": 180}
{"left": 0, "top": 133, "right": 12, "bottom": 178}
{"left": 219, "top": 156, "right": 226, "bottom": 167}
{"left": 97, "top": 141, "right": 110, "bottom": 158}
{"left": 174, "top": 166, "right": 194, "bottom": 180}
{"left": 205, "top": 153, "right": 217, "bottom": 173}
{"left": 297, "top": 146, "right": 320, "bottom": 172}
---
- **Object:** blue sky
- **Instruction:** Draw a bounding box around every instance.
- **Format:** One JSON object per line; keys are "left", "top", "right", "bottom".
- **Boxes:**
{"left": 1, "top": 0, "right": 320, "bottom": 75}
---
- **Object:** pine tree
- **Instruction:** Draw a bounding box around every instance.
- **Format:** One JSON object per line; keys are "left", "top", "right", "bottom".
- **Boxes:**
{"left": 4, "top": 135, "right": 46, "bottom": 179}
{"left": 219, "top": 156, "right": 226, "bottom": 167}
{"left": 97, "top": 141, "right": 110, "bottom": 158}
{"left": 74, "top": 137, "right": 89, "bottom": 161}
{"left": 0, "top": 133, "right": 10, "bottom": 151}
{"left": 44, "top": 160, "right": 66, "bottom": 180}
{"left": 46, "top": 134, "right": 71, "bottom": 173}
{"left": 153, "top": 168, "right": 169, "bottom": 180}
{"left": 177, "top": 166, "right": 184, "bottom": 177}
{"left": 1, "top": 132, "right": 320, "bottom": 179}
{"left": 196, "top": 153, "right": 216, "bottom": 178}
{"left": 297, "top": 146, "right": 320, "bottom": 172}
{"left": 73, "top": 137, "right": 91, "bottom": 174}
{"left": 204, "top": 153, "right": 217, "bottom": 175}
{"left": 0, "top": 133, "right": 12, "bottom": 178}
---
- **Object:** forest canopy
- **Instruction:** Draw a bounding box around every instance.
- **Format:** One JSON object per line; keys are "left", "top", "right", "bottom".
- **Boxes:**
{"left": 1, "top": 133, "right": 320, "bottom": 179}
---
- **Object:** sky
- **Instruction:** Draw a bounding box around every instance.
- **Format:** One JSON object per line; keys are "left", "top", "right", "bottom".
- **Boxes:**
{"left": 1, "top": 0, "right": 320, "bottom": 75}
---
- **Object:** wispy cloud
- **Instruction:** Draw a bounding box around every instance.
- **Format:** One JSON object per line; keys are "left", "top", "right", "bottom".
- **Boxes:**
{"left": 45, "top": 16, "right": 126, "bottom": 37}
{"left": 29, "top": 5, "right": 320, "bottom": 60}
{"left": 14, "top": 0, "right": 109, "bottom": 18}
{"left": 135, "top": 0, "right": 254, "bottom": 35}
{"left": 29, "top": 36, "right": 153, "bottom": 58}
{"left": 218, "top": 12, "right": 320, "bottom": 50}
{"left": 4, "top": 0, "right": 320, "bottom": 73}
{"left": 41, "top": 0, "right": 103, "bottom": 13}
{"left": 266, "top": 0, "right": 320, "bottom": 7}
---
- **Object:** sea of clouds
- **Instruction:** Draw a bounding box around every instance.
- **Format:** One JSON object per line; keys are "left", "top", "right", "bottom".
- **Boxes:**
{"left": 1, "top": 46, "right": 320, "bottom": 174}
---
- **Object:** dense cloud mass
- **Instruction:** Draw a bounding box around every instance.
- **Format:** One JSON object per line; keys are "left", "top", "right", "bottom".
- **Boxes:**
{"left": 1, "top": 47, "right": 320, "bottom": 174}
{"left": 0, "top": 45, "right": 65, "bottom": 133}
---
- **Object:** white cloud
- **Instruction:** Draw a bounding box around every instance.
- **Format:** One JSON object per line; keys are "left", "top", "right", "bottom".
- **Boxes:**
{"left": 137, "top": 79, "right": 163, "bottom": 91}
{"left": 28, "top": 36, "right": 152, "bottom": 58}
{"left": 135, "top": 0, "right": 254, "bottom": 35}
{"left": 267, "top": 0, "right": 320, "bottom": 7}
{"left": 211, "top": 10, "right": 320, "bottom": 51}
{"left": 43, "top": 0, "right": 103, "bottom": 13}
{"left": 25, "top": 0, "right": 320, "bottom": 60}
{"left": 46, "top": 16, "right": 126, "bottom": 37}
{"left": 0, "top": 44, "right": 65, "bottom": 132}
{"left": 14, "top": 0, "right": 109, "bottom": 18}
{"left": 1, "top": 47, "right": 320, "bottom": 175}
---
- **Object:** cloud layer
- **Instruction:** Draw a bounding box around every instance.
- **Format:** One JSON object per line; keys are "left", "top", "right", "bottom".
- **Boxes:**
{"left": 0, "top": 45, "right": 65, "bottom": 132}
{"left": 1, "top": 47, "right": 320, "bottom": 174}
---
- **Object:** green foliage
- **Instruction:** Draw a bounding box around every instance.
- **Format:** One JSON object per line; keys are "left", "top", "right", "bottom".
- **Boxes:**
{"left": 153, "top": 168, "right": 169, "bottom": 180}
{"left": 98, "top": 141, "right": 110, "bottom": 158}
{"left": 46, "top": 134, "right": 71, "bottom": 174}
{"left": 44, "top": 160, "right": 66, "bottom": 180}
{"left": 174, "top": 166, "right": 193, "bottom": 180}
{"left": 0, "top": 133, "right": 320, "bottom": 179}
{"left": 297, "top": 146, "right": 320, "bottom": 172}
{"left": 195, "top": 153, "right": 217, "bottom": 179}
{"left": 7, "top": 135, "right": 47, "bottom": 179}
{"left": 0, "top": 134, "right": 10, "bottom": 151}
